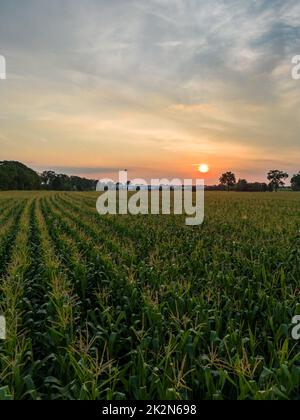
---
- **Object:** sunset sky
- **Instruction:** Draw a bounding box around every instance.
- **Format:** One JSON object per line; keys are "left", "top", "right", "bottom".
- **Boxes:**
{"left": 0, "top": 0, "right": 300, "bottom": 184}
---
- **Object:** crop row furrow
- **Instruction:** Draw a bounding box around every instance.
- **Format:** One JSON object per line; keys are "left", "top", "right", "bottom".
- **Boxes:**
{"left": 0, "top": 200, "right": 28, "bottom": 278}
{"left": 0, "top": 199, "right": 34, "bottom": 399}
{"left": 54, "top": 194, "right": 137, "bottom": 267}
{"left": 62, "top": 193, "right": 157, "bottom": 259}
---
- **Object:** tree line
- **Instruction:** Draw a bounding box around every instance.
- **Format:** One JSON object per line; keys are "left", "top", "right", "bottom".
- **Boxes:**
{"left": 0, "top": 161, "right": 299, "bottom": 192}
{"left": 215, "top": 170, "right": 300, "bottom": 192}
{"left": 0, "top": 161, "right": 97, "bottom": 191}
{"left": 40, "top": 171, "right": 97, "bottom": 191}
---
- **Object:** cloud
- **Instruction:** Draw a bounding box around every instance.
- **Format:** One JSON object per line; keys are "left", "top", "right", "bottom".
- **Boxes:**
{"left": 0, "top": 0, "right": 299, "bottom": 182}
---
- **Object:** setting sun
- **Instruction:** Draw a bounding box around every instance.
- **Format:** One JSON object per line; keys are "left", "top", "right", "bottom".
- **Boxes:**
{"left": 198, "top": 164, "right": 210, "bottom": 174}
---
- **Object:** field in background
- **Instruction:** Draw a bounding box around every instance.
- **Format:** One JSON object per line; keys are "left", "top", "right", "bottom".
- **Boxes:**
{"left": 0, "top": 191, "right": 299, "bottom": 400}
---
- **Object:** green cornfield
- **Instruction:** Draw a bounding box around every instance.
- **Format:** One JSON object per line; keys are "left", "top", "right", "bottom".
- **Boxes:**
{"left": 0, "top": 191, "right": 299, "bottom": 400}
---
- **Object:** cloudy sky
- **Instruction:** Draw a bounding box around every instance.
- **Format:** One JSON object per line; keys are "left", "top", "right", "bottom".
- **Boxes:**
{"left": 0, "top": 0, "right": 299, "bottom": 183}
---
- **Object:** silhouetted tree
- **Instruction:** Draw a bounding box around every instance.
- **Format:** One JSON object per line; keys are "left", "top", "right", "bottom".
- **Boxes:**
{"left": 205, "top": 184, "right": 226, "bottom": 191}
{"left": 41, "top": 170, "right": 97, "bottom": 191}
{"left": 267, "top": 170, "right": 289, "bottom": 192}
{"left": 291, "top": 172, "right": 300, "bottom": 191}
{"left": 219, "top": 172, "right": 236, "bottom": 191}
{"left": 70, "top": 176, "right": 97, "bottom": 191}
{"left": 248, "top": 182, "right": 268, "bottom": 192}
{"left": 236, "top": 179, "right": 248, "bottom": 192}
{"left": 40, "top": 171, "right": 57, "bottom": 189}
{"left": 0, "top": 161, "right": 40, "bottom": 190}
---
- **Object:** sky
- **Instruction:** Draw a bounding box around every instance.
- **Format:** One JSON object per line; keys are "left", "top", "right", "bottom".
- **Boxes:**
{"left": 0, "top": 0, "right": 300, "bottom": 184}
